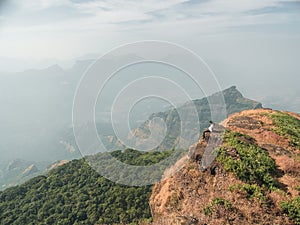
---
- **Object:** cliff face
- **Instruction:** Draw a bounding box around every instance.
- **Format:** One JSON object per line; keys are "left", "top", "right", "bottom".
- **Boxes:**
{"left": 21, "top": 164, "right": 39, "bottom": 176}
{"left": 149, "top": 109, "right": 300, "bottom": 225}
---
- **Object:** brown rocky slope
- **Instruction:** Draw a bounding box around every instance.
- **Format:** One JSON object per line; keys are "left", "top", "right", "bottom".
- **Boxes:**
{"left": 149, "top": 109, "right": 300, "bottom": 225}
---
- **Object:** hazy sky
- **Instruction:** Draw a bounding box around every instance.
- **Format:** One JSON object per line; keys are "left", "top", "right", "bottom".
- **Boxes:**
{"left": 0, "top": 0, "right": 299, "bottom": 163}
{"left": 0, "top": 0, "right": 299, "bottom": 110}
{"left": 0, "top": 1, "right": 299, "bottom": 63}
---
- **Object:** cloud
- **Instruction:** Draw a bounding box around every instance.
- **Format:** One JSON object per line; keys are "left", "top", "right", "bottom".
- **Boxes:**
{"left": 190, "top": 0, "right": 280, "bottom": 14}
{"left": 6, "top": 0, "right": 299, "bottom": 28}
{"left": 0, "top": 0, "right": 299, "bottom": 62}
{"left": 11, "top": 0, "right": 72, "bottom": 11}
{"left": 72, "top": 0, "right": 188, "bottom": 14}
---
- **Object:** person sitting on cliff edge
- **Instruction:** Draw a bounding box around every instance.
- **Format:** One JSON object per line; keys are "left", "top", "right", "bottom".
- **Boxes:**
{"left": 202, "top": 120, "right": 214, "bottom": 139}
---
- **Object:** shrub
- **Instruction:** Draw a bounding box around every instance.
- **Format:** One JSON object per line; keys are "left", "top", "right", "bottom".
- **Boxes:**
{"left": 203, "top": 197, "right": 232, "bottom": 216}
{"left": 229, "top": 184, "right": 267, "bottom": 202}
{"left": 218, "top": 131, "right": 277, "bottom": 189}
{"left": 267, "top": 111, "right": 300, "bottom": 150}
{"left": 280, "top": 197, "right": 300, "bottom": 224}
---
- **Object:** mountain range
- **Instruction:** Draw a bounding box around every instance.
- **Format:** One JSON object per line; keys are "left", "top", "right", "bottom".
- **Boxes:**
{"left": 0, "top": 86, "right": 261, "bottom": 190}
{"left": 0, "top": 108, "right": 299, "bottom": 224}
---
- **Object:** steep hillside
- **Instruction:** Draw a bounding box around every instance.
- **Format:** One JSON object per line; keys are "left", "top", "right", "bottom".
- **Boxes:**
{"left": 129, "top": 86, "right": 262, "bottom": 151}
{"left": 150, "top": 109, "right": 300, "bottom": 225}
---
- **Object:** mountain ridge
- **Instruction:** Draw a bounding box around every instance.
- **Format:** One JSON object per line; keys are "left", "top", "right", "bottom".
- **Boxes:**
{"left": 0, "top": 86, "right": 260, "bottom": 190}
{"left": 127, "top": 86, "right": 262, "bottom": 151}
{"left": 149, "top": 108, "right": 300, "bottom": 225}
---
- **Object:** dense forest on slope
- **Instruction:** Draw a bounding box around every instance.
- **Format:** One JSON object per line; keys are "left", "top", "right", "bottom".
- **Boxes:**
{"left": 0, "top": 149, "right": 172, "bottom": 225}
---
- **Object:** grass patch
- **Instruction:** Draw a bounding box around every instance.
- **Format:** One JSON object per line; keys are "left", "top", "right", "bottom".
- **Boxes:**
{"left": 204, "top": 198, "right": 232, "bottom": 216}
{"left": 218, "top": 131, "right": 278, "bottom": 190}
{"left": 267, "top": 111, "right": 300, "bottom": 150}
{"left": 280, "top": 197, "right": 300, "bottom": 224}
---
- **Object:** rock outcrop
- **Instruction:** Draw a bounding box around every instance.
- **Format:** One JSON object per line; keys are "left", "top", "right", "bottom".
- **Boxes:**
{"left": 22, "top": 164, "right": 39, "bottom": 177}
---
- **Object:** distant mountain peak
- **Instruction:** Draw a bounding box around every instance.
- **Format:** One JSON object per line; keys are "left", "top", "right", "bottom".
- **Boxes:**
{"left": 127, "top": 86, "right": 262, "bottom": 151}
{"left": 46, "top": 64, "right": 64, "bottom": 72}
{"left": 20, "top": 64, "right": 64, "bottom": 75}
{"left": 226, "top": 85, "right": 237, "bottom": 90}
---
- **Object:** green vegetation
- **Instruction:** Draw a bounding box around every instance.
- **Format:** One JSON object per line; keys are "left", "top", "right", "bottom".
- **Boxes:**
{"left": 295, "top": 186, "right": 300, "bottom": 192}
{"left": 0, "top": 149, "right": 172, "bottom": 225}
{"left": 267, "top": 111, "right": 300, "bottom": 149}
{"left": 280, "top": 197, "right": 300, "bottom": 224}
{"left": 87, "top": 149, "right": 182, "bottom": 186}
{"left": 204, "top": 198, "right": 232, "bottom": 216}
{"left": 229, "top": 184, "right": 267, "bottom": 202}
{"left": 110, "top": 148, "right": 173, "bottom": 166}
{"left": 218, "top": 131, "right": 277, "bottom": 189}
